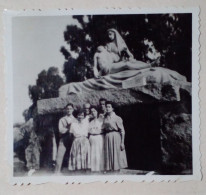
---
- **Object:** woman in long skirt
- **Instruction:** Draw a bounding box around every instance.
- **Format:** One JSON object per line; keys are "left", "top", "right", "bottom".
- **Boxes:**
{"left": 103, "top": 101, "right": 128, "bottom": 171}
{"left": 88, "top": 106, "right": 104, "bottom": 172}
{"left": 68, "top": 109, "right": 91, "bottom": 171}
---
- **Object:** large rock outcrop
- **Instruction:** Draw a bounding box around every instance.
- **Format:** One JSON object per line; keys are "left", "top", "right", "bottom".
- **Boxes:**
{"left": 37, "top": 68, "right": 191, "bottom": 115}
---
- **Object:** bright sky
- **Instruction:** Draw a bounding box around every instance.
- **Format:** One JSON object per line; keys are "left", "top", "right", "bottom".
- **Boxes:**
{"left": 12, "top": 16, "right": 80, "bottom": 123}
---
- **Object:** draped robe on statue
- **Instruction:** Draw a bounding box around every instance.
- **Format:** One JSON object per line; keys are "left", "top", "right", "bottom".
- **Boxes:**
{"left": 59, "top": 67, "right": 187, "bottom": 96}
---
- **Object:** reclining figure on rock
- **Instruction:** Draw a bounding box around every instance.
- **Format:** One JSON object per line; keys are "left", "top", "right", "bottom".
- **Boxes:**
{"left": 93, "top": 28, "right": 151, "bottom": 78}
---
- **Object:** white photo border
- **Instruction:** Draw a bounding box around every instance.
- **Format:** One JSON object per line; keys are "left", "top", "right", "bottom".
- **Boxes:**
{"left": 3, "top": 7, "right": 200, "bottom": 184}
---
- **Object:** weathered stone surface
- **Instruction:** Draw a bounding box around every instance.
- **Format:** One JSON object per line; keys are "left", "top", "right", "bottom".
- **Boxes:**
{"left": 13, "top": 120, "right": 34, "bottom": 173}
{"left": 14, "top": 119, "right": 34, "bottom": 146}
{"left": 59, "top": 67, "right": 188, "bottom": 97}
{"left": 13, "top": 153, "right": 26, "bottom": 176}
{"left": 37, "top": 82, "right": 191, "bottom": 115}
{"left": 159, "top": 103, "right": 192, "bottom": 174}
{"left": 14, "top": 119, "right": 37, "bottom": 172}
{"left": 38, "top": 67, "right": 191, "bottom": 115}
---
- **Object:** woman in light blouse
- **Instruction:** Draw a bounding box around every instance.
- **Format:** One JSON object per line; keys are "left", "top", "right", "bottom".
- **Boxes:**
{"left": 68, "top": 109, "right": 91, "bottom": 171}
{"left": 88, "top": 106, "right": 104, "bottom": 172}
{"left": 103, "top": 101, "right": 128, "bottom": 171}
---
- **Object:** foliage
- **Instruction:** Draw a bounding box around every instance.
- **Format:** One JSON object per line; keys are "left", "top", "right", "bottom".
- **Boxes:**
{"left": 29, "top": 67, "right": 64, "bottom": 102}
{"left": 61, "top": 14, "right": 192, "bottom": 83}
{"left": 24, "top": 67, "right": 64, "bottom": 121}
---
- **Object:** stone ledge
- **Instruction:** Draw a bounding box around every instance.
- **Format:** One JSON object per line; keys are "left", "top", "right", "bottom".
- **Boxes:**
{"left": 37, "top": 82, "right": 191, "bottom": 115}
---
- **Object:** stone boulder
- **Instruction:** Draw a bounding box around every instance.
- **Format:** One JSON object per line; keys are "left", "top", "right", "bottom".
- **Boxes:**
{"left": 14, "top": 119, "right": 34, "bottom": 153}
{"left": 13, "top": 119, "right": 34, "bottom": 174}
{"left": 37, "top": 83, "right": 191, "bottom": 115}
{"left": 159, "top": 102, "right": 192, "bottom": 174}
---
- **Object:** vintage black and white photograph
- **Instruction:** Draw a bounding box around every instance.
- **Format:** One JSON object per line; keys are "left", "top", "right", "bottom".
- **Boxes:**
{"left": 4, "top": 8, "right": 200, "bottom": 183}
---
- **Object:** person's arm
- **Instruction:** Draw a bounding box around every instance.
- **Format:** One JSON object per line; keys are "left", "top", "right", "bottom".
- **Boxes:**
{"left": 70, "top": 123, "right": 74, "bottom": 134}
{"left": 52, "top": 135, "right": 57, "bottom": 161}
{"left": 105, "top": 43, "right": 110, "bottom": 52}
{"left": 58, "top": 118, "right": 68, "bottom": 134}
{"left": 101, "top": 120, "right": 107, "bottom": 133}
{"left": 88, "top": 122, "right": 92, "bottom": 136}
{"left": 116, "top": 116, "right": 126, "bottom": 151}
{"left": 93, "top": 53, "right": 100, "bottom": 78}
{"left": 84, "top": 122, "right": 89, "bottom": 138}
{"left": 125, "top": 48, "right": 134, "bottom": 59}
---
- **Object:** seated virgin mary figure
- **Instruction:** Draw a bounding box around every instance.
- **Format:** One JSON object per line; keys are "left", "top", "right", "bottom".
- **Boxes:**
{"left": 93, "top": 28, "right": 151, "bottom": 78}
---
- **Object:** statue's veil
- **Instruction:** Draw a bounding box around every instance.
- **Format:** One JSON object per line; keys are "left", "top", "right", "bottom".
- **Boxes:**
{"left": 107, "top": 29, "right": 128, "bottom": 55}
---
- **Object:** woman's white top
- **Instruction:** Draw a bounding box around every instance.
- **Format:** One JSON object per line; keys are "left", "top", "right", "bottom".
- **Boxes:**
{"left": 70, "top": 120, "right": 89, "bottom": 138}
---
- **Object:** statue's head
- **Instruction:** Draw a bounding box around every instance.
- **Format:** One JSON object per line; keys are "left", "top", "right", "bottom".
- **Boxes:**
{"left": 107, "top": 29, "right": 116, "bottom": 41}
{"left": 97, "top": 45, "right": 106, "bottom": 52}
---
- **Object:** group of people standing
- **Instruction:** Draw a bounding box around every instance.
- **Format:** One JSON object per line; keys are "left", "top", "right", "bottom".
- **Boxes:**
{"left": 54, "top": 98, "right": 127, "bottom": 174}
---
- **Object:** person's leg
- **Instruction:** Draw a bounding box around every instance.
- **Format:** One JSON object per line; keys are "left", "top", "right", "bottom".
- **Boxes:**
{"left": 54, "top": 140, "right": 66, "bottom": 173}
{"left": 52, "top": 135, "right": 57, "bottom": 162}
{"left": 125, "top": 60, "right": 151, "bottom": 70}
{"left": 110, "top": 61, "right": 128, "bottom": 74}
{"left": 25, "top": 146, "right": 32, "bottom": 170}
{"left": 110, "top": 60, "right": 151, "bottom": 74}
{"left": 27, "top": 152, "right": 37, "bottom": 176}
{"left": 33, "top": 146, "right": 40, "bottom": 170}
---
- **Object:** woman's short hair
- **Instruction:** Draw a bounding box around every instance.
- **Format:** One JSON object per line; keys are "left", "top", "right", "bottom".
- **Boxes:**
{"left": 98, "top": 110, "right": 105, "bottom": 116}
{"left": 99, "top": 98, "right": 107, "bottom": 103}
{"left": 64, "top": 103, "right": 74, "bottom": 109}
{"left": 90, "top": 105, "right": 98, "bottom": 112}
{"left": 76, "top": 108, "right": 85, "bottom": 116}
{"left": 105, "top": 101, "right": 115, "bottom": 108}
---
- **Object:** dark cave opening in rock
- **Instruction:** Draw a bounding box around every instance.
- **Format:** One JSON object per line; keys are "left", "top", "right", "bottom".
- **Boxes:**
{"left": 116, "top": 103, "right": 161, "bottom": 171}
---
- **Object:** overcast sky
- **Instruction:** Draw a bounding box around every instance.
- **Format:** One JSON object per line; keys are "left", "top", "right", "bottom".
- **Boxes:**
{"left": 12, "top": 16, "right": 80, "bottom": 123}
